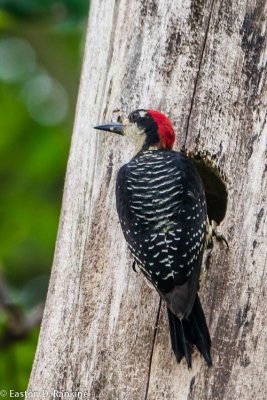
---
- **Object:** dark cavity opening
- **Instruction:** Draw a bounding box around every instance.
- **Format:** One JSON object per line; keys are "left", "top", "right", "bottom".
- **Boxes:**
{"left": 188, "top": 152, "right": 228, "bottom": 224}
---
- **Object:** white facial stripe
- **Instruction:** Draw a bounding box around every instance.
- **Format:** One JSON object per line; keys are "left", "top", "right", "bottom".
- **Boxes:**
{"left": 139, "top": 110, "right": 147, "bottom": 117}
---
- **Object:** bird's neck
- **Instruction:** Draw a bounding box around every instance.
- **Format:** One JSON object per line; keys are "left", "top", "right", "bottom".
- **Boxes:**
{"left": 134, "top": 138, "right": 172, "bottom": 156}
{"left": 140, "top": 143, "right": 171, "bottom": 153}
{"left": 148, "top": 144, "right": 161, "bottom": 151}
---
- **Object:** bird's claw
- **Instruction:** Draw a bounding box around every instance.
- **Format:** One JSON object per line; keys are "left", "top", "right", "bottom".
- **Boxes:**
{"left": 206, "top": 219, "right": 229, "bottom": 249}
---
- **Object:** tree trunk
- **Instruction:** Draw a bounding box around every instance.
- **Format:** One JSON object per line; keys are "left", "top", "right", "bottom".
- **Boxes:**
{"left": 28, "top": 0, "right": 267, "bottom": 399}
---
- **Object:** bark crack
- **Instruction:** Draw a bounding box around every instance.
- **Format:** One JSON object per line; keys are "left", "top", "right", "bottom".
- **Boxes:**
{"left": 144, "top": 298, "right": 162, "bottom": 400}
{"left": 183, "top": 0, "right": 215, "bottom": 148}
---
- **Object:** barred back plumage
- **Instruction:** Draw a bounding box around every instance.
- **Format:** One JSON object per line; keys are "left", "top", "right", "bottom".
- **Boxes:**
{"left": 116, "top": 149, "right": 212, "bottom": 367}
{"left": 116, "top": 150, "right": 206, "bottom": 294}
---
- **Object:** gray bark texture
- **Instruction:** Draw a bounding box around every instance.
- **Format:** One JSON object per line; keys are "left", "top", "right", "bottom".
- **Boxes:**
{"left": 28, "top": 0, "right": 267, "bottom": 399}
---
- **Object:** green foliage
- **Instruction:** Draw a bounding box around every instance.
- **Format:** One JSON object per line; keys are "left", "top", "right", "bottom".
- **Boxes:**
{"left": 0, "top": 0, "right": 89, "bottom": 392}
{"left": 0, "top": 328, "right": 39, "bottom": 393}
{"left": 0, "top": 82, "right": 70, "bottom": 285}
{"left": 0, "top": 0, "right": 88, "bottom": 20}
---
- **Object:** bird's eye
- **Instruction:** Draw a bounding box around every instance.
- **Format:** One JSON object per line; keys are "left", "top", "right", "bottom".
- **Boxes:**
{"left": 129, "top": 111, "right": 140, "bottom": 122}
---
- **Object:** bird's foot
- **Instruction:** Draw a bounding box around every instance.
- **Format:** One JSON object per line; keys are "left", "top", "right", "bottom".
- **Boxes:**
{"left": 206, "top": 219, "right": 229, "bottom": 250}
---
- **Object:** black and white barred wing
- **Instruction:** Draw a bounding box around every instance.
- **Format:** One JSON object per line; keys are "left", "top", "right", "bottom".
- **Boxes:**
{"left": 116, "top": 152, "right": 207, "bottom": 316}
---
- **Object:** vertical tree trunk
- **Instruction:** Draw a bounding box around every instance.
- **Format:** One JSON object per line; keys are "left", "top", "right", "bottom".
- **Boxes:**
{"left": 28, "top": 0, "right": 267, "bottom": 399}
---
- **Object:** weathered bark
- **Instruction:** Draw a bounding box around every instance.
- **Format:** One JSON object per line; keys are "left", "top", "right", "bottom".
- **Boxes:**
{"left": 28, "top": 0, "right": 267, "bottom": 399}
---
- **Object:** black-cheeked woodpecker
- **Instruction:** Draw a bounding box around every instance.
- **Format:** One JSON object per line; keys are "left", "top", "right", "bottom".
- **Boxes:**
{"left": 95, "top": 109, "right": 212, "bottom": 368}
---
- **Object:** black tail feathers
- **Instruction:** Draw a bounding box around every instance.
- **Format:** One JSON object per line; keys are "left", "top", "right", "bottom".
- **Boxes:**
{"left": 167, "top": 295, "right": 212, "bottom": 368}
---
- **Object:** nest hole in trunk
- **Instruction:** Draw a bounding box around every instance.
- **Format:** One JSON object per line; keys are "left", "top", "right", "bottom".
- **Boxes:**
{"left": 186, "top": 151, "right": 228, "bottom": 224}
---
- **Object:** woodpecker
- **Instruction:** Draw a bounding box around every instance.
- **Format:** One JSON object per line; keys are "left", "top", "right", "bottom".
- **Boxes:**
{"left": 94, "top": 109, "right": 212, "bottom": 368}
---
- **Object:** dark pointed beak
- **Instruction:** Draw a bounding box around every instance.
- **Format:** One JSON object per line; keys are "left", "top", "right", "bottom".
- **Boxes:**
{"left": 94, "top": 123, "right": 124, "bottom": 135}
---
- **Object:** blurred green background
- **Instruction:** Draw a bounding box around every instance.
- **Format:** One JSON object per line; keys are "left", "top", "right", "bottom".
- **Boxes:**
{"left": 0, "top": 0, "right": 89, "bottom": 392}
